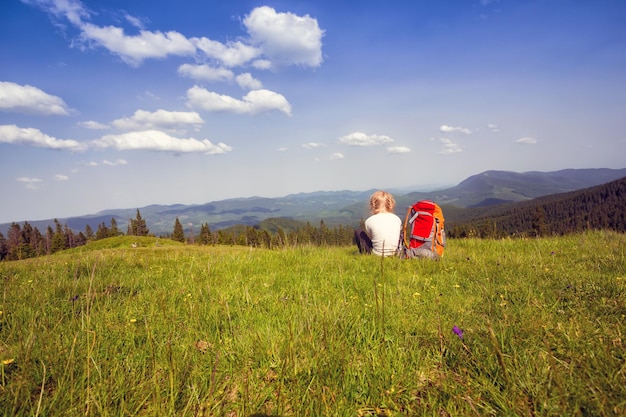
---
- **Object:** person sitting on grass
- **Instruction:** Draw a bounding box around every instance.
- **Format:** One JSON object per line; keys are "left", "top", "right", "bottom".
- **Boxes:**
{"left": 354, "top": 190, "right": 402, "bottom": 256}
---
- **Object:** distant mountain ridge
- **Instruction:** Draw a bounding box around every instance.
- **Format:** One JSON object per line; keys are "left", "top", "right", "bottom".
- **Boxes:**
{"left": 446, "top": 175, "right": 626, "bottom": 236}
{"left": 396, "top": 168, "right": 626, "bottom": 209}
{"left": 2, "top": 168, "right": 625, "bottom": 236}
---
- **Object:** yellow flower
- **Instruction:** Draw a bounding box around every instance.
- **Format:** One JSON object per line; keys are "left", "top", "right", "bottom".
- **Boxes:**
{"left": 129, "top": 318, "right": 137, "bottom": 323}
{"left": 453, "top": 284, "right": 460, "bottom": 288}
{"left": 412, "top": 292, "right": 421, "bottom": 298}
{"left": 2, "top": 358, "right": 15, "bottom": 366}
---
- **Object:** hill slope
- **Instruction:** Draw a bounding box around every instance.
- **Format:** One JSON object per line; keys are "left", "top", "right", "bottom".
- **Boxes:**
{"left": 447, "top": 176, "right": 626, "bottom": 237}
{"left": 397, "top": 168, "right": 626, "bottom": 209}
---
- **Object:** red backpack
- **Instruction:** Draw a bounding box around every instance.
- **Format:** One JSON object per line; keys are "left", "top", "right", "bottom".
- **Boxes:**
{"left": 399, "top": 200, "right": 446, "bottom": 259}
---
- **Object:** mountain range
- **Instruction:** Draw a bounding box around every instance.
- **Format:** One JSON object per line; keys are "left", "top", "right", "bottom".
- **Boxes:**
{"left": 2, "top": 168, "right": 625, "bottom": 237}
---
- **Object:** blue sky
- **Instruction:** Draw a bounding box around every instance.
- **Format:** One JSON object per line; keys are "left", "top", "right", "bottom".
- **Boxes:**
{"left": 1, "top": 0, "right": 625, "bottom": 223}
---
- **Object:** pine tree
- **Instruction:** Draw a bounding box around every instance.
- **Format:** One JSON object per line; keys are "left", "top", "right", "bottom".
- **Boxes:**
{"left": 0, "top": 232, "right": 7, "bottom": 261}
{"left": 96, "top": 222, "right": 110, "bottom": 240}
{"left": 198, "top": 223, "right": 212, "bottom": 245}
{"left": 129, "top": 209, "right": 149, "bottom": 236}
{"left": 110, "top": 217, "right": 121, "bottom": 237}
{"left": 51, "top": 219, "right": 66, "bottom": 253}
{"left": 84, "top": 224, "right": 94, "bottom": 240}
{"left": 172, "top": 217, "right": 185, "bottom": 243}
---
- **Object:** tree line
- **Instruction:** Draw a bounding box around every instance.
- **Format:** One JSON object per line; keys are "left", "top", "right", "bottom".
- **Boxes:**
{"left": 0, "top": 209, "right": 358, "bottom": 261}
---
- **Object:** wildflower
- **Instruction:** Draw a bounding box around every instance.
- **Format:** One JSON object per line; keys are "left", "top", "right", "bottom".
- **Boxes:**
{"left": 412, "top": 292, "right": 421, "bottom": 298}
{"left": 2, "top": 358, "right": 15, "bottom": 366}
{"left": 129, "top": 318, "right": 137, "bottom": 323}
{"left": 453, "top": 284, "right": 460, "bottom": 288}
{"left": 452, "top": 326, "right": 463, "bottom": 339}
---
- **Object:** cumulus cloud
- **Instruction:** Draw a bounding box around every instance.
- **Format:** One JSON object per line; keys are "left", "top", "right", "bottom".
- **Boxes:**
{"left": 79, "top": 23, "right": 196, "bottom": 66}
{"left": 515, "top": 137, "right": 538, "bottom": 145}
{"left": 329, "top": 152, "right": 344, "bottom": 160}
{"left": 439, "top": 125, "right": 472, "bottom": 134}
{"left": 111, "top": 109, "right": 204, "bottom": 131}
{"left": 178, "top": 64, "right": 234, "bottom": 82}
{"left": 243, "top": 6, "right": 324, "bottom": 68}
{"left": 91, "top": 130, "right": 232, "bottom": 154}
{"left": 235, "top": 73, "right": 263, "bottom": 90}
{"left": 338, "top": 132, "right": 394, "bottom": 146}
{"left": 186, "top": 85, "right": 291, "bottom": 116}
{"left": 54, "top": 174, "right": 69, "bottom": 181}
{"left": 78, "top": 120, "right": 110, "bottom": 130}
{"left": 24, "top": 1, "right": 324, "bottom": 70}
{"left": 0, "top": 81, "right": 71, "bottom": 115}
{"left": 488, "top": 123, "right": 499, "bottom": 132}
{"left": 192, "top": 38, "right": 260, "bottom": 67}
{"left": 436, "top": 138, "right": 463, "bottom": 155}
{"left": 387, "top": 146, "right": 411, "bottom": 154}
{"left": 0, "top": 124, "right": 86, "bottom": 151}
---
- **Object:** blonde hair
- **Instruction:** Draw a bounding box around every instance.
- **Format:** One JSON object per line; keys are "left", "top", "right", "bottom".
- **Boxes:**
{"left": 369, "top": 190, "right": 396, "bottom": 214}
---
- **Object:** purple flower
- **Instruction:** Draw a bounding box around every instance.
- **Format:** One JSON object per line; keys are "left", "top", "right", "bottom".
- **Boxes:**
{"left": 452, "top": 325, "right": 463, "bottom": 339}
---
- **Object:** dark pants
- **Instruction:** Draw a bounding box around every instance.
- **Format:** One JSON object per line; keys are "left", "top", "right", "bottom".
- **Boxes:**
{"left": 353, "top": 228, "right": 372, "bottom": 254}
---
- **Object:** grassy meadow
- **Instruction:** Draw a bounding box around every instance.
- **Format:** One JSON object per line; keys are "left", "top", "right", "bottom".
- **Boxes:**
{"left": 0, "top": 231, "right": 625, "bottom": 416}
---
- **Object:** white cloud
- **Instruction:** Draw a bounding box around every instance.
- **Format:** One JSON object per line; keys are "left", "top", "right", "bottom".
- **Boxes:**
{"left": 0, "top": 124, "right": 86, "bottom": 151}
{"left": 21, "top": 0, "right": 89, "bottom": 26}
{"left": 25, "top": 1, "right": 324, "bottom": 71}
{"left": 515, "top": 137, "right": 538, "bottom": 145}
{"left": 191, "top": 38, "right": 261, "bottom": 67}
{"left": 102, "top": 159, "right": 128, "bottom": 166}
{"left": 235, "top": 73, "right": 263, "bottom": 90}
{"left": 302, "top": 142, "right": 326, "bottom": 149}
{"left": 24, "top": 0, "right": 194, "bottom": 65}
{"left": 186, "top": 86, "right": 291, "bottom": 116}
{"left": 79, "top": 23, "right": 196, "bottom": 66}
{"left": 338, "top": 132, "right": 394, "bottom": 146}
{"left": 124, "top": 13, "right": 145, "bottom": 30}
{"left": 17, "top": 176, "right": 43, "bottom": 183}
{"left": 111, "top": 109, "right": 204, "bottom": 131}
{"left": 0, "top": 81, "right": 71, "bottom": 115}
{"left": 252, "top": 59, "right": 272, "bottom": 70}
{"left": 92, "top": 130, "right": 232, "bottom": 154}
{"left": 439, "top": 125, "right": 472, "bottom": 135}
{"left": 54, "top": 174, "right": 69, "bottom": 181}
{"left": 78, "top": 120, "right": 110, "bottom": 130}
{"left": 437, "top": 138, "right": 463, "bottom": 155}
{"left": 177, "top": 64, "right": 234, "bottom": 82}
{"left": 387, "top": 146, "right": 411, "bottom": 154}
{"left": 17, "top": 176, "right": 43, "bottom": 190}
{"left": 244, "top": 6, "right": 324, "bottom": 68}
{"left": 329, "top": 152, "right": 344, "bottom": 160}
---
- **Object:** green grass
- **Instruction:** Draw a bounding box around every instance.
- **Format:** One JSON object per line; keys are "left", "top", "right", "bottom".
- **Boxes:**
{"left": 1, "top": 232, "right": 624, "bottom": 416}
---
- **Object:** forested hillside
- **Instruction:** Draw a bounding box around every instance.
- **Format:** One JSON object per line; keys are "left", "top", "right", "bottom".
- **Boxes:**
{"left": 447, "top": 176, "right": 626, "bottom": 237}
